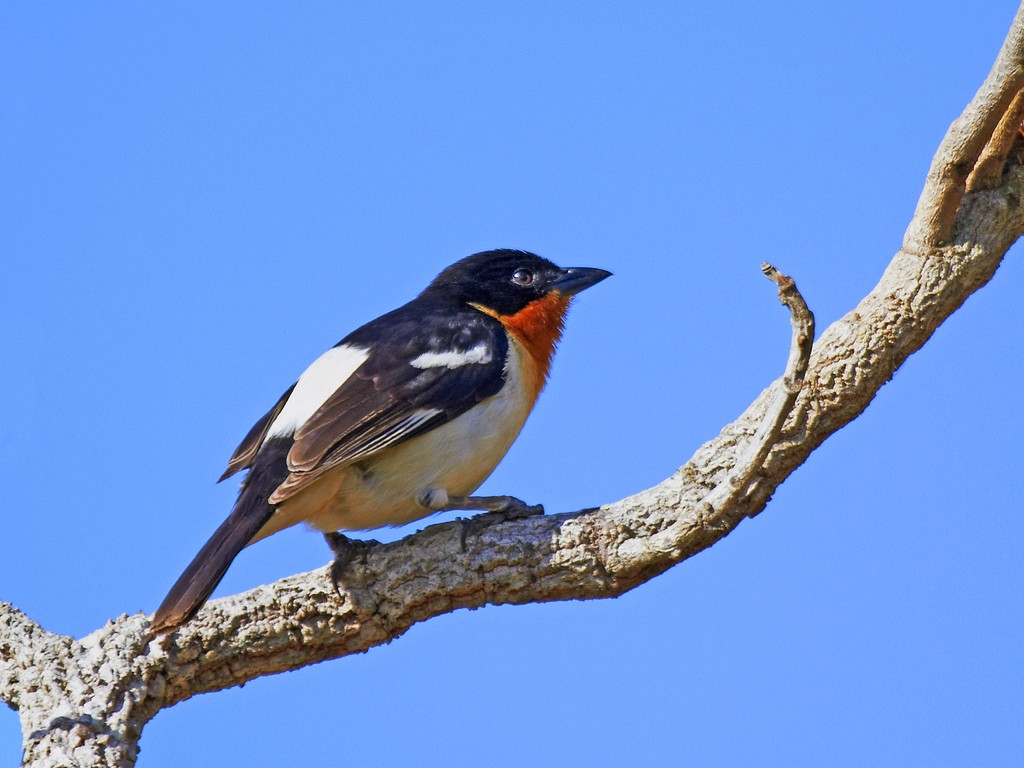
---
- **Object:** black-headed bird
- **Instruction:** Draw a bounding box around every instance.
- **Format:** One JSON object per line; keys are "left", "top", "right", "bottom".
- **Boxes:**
{"left": 150, "top": 249, "right": 610, "bottom": 634}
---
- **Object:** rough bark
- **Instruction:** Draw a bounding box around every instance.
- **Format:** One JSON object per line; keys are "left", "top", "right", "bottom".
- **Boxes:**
{"left": 5, "top": 7, "right": 1024, "bottom": 767}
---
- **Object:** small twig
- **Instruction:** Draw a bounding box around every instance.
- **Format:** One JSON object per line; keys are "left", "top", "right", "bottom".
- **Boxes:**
{"left": 701, "top": 264, "right": 814, "bottom": 519}
{"left": 967, "top": 88, "right": 1024, "bottom": 191}
{"left": 763, "top": 263, "right": 815, "bottom": 391}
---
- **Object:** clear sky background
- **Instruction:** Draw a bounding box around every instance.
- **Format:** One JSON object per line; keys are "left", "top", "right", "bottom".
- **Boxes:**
{"left": 3, "top": 3, "right": 1022, "bottom": 766}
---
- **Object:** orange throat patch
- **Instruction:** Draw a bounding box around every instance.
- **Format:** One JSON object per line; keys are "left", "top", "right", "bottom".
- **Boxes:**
{"left": 493, "top": 293, "right": 570, "bottom": 405}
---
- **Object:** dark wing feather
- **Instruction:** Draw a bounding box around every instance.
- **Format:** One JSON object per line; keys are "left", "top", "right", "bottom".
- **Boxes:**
{"left": 271, "top": 309, "right": 508, "bottom": 503}
{"left": 219, "top": 383, "right": 296, "bottom": 482}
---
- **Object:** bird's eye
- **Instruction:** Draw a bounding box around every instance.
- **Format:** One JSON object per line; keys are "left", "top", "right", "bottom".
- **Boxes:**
{"left": 512, "top": 268, "right": 535, "bottom": 286}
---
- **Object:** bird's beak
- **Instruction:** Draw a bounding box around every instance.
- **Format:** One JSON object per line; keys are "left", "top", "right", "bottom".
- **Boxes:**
{"left": 550, "top": 267, "right": 613, "bottom": 296}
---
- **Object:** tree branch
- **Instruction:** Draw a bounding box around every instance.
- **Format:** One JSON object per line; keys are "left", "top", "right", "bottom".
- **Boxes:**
{"left": 0, "top": 602, "right": 56, "bottom": 711}
{"left": 967, "top": 88, "right": 1024, "bottom": 191}
{"left": 14, "top": 615, "right": 157, "bottom": 768}
{"left": 904, "top": 3, "right": 1024, "bottom": 249}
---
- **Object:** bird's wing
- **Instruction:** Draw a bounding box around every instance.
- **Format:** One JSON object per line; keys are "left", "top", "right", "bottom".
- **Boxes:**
{"left": 270, "top": 316, "right": 509, "bottom": 503}
{"left": 219, "top": 383, "right": 296, "bottom": 481}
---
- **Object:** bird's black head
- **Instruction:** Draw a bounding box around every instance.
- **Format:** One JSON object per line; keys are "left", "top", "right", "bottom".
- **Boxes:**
{"left": 423, "top": 249, "right": 611, "bottom": 317}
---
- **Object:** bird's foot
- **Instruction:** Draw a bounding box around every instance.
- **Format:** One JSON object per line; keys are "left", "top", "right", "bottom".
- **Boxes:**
{"left": 419, "top": 490, "right": 545, "bottom": 519}
{"left": 481, "top": 495, "right": 546, "bottom": 520}
{"left": 436, "top": 494, "right": 545, "bottom": 553}
{"left": 323, "top": 532, "right": 379, "bottom": 596}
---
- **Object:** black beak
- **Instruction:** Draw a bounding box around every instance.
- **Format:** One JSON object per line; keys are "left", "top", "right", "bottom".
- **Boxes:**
{"left": 550, "top": 267, "right": 613, "bottom": 296}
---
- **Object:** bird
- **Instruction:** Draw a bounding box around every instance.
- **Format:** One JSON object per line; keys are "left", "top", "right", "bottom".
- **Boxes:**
{"left": 149, "top": 249, "right": 611, "bottom": 634}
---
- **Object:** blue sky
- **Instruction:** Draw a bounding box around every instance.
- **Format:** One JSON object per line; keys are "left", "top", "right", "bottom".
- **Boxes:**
{"left": 3, "top": 3, "right": 1022, "bottom": 766}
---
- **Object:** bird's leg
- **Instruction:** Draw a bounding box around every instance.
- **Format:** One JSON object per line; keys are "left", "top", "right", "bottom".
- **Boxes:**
{"left": 418, "top": 489, "right": 545, "bottom": 519}
{"left": 449, "top": 494, "right": 545, "bottom": 518}
{"left": 323, "top": 531, "right": 379, "bottom": 596}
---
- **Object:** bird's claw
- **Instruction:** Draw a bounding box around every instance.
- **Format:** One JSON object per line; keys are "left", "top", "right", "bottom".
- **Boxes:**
{"left": 457, "top": 497, "right": 545, "bottom": 551}
{"left": 496, "top": 498, "right": 544, "bottom": 519}
{"left": 323, "top": 532, "right": 378, "bottom": 596}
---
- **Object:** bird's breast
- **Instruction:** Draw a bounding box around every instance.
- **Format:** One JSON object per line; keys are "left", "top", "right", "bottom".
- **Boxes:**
{"left": 474, "top": 292, "right": 570, "bottom": 406}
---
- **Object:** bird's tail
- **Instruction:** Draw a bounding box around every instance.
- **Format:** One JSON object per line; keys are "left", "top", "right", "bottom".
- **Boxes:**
{"left": 149, "top": 484, "right": 276, "bottom": 636}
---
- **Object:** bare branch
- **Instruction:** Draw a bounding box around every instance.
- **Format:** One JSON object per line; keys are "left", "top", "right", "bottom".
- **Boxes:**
{"left": 904, "top": 3, "right": 1024, "bottom": 249}
{"left": 0, "top": 602, "right": 56, "bottom": 710}
{"left": 16, "top": 615, "right": 155, "bottom": 768}
{"left": 967, "top": 88, "right": 1024, "bottom": 191}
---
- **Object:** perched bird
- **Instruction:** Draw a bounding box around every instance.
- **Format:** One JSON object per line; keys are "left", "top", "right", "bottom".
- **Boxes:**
{"left": 150, "top": 249, "right": 610, "bottom": 634}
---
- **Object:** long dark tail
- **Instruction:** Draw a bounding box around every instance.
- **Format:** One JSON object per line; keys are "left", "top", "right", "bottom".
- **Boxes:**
{"left": 150, "top": 463, "right": 285, "bottom": 635}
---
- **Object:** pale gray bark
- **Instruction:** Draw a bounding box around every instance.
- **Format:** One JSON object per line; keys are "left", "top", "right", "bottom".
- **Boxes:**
{"left": 5, "top": 7, "right": 1024, "bottom": 766}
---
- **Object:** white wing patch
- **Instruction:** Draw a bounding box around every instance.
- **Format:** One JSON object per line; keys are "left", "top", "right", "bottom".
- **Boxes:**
{"left": 410, "top": 343, "right": 493, "bottom": 369}
{"left": 267, "top": 344, "right": 370, "bottom": 438}
{"left": 345, "top": 407, "right": 443, "bottom": 458}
